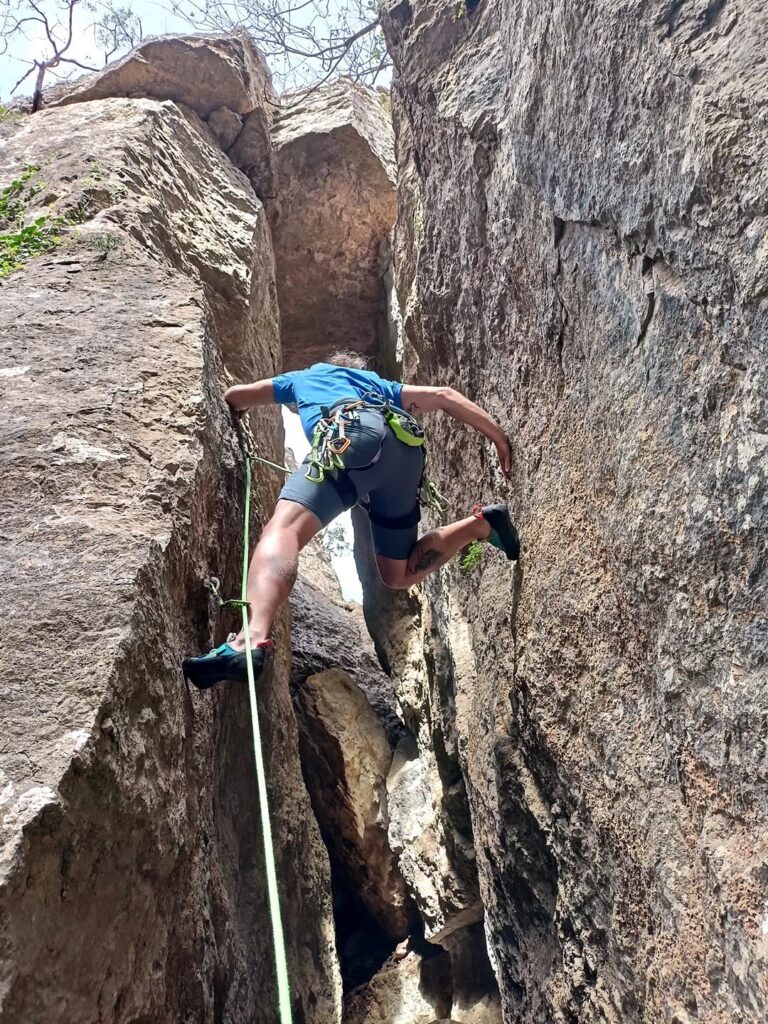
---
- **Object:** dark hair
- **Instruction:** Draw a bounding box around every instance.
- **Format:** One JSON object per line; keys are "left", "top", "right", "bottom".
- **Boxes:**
{"left": 326, "top": 349, "right": 370, "bottom": 370}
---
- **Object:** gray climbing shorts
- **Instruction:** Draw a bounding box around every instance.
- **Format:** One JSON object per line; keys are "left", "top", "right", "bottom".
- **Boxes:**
{"left": 278, "top": 408, "right": 424, "bottom": 560}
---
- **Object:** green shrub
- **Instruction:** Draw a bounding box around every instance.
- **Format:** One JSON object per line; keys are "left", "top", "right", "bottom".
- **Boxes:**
{"left": 0, "top": 218, "right": 63, "bottom": 277}
{"left": 0, "top": 165, "right": 66, "bottom": 279}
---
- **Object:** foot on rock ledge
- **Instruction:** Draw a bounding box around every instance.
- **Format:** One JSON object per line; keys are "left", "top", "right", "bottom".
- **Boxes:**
{"left": 472, "top": 503, "right": 521, "bottom": 561}
{"left": 182, "top": 641, "right": 272, "bottom": 690}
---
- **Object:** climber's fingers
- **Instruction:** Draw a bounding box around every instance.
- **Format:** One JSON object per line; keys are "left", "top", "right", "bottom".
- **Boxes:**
{"left": 495, "top": 436, "right": 512, "bottom": 478}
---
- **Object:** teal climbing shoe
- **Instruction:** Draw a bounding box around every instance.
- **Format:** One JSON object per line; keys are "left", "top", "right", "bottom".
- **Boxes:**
{"left": 182, "top": 640, "right": 273, "bottom": 690}
{"left": 473, "top": 503, "right": 520, "bottom": 561}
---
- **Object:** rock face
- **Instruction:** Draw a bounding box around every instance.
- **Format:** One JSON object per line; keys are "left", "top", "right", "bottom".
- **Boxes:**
{"left": 290, "top": 571, "right": 406, "bottom": 747}
{"left": 381, "top": 2, "right": 768, "bottom": 1023}
{"left": 352, "top": 512, "right": 485, "bottom": 948}
{"left": 344, "top": 943, "right": 452, "bottom": 1024}
{"left": 272, "top": 81, "right": 397, "bottom": 369}
{"left": 50, "top": 33, "right": 273, "bottom": 117}
{"left": 293, "top": 669, "right": 414, "bottom": 939}
{"left": 45, "top": 33, "right": 278, "bottom": 203}
{"left": 0, "top": 86, "right": 340, "bottom": 1023}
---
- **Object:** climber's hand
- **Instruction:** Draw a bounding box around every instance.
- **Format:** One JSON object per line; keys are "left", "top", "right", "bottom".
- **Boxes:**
{"left": 494, "top": 435, "right": 512, "bottom": 478}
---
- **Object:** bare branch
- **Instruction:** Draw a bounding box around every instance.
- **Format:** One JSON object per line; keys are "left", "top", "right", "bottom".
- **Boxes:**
{"left": 164, "top": 0, "right": 389, "bottom": 90}
{"left": 58, "top": 56, "right": 100, "bottom": 71}
{"left": 10, "top": 62, "right": 38, "bottom": 95}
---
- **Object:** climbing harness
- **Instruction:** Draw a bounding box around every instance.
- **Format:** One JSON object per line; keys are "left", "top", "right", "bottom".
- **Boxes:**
{"left": 304, "top": 394, "right": 449, "bottom": 524}
{"left": 228, "top": 413, "right": 293, "bottom": 1024}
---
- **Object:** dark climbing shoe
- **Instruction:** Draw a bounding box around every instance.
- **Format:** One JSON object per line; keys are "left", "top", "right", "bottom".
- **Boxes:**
{"left": 473, "top": 503, "right": 520, "bottom": 561}
{"left": 182, "top": 641, "right": 272, "bottom": 690}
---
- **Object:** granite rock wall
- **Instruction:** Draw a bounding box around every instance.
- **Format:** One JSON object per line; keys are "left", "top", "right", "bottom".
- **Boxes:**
{"left": 379, "top": 1, "right": 768, "bottom": 1021}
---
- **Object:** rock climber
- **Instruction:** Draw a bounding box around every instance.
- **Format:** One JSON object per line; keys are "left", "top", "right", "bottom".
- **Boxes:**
{"left": 182, "top": 352, "right": 519, "bottom": 689}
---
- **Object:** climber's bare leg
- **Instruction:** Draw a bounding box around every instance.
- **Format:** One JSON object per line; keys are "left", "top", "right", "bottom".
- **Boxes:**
{"left": 376, "top": 514, "right": 491, "bottom": 590}
{"left": 228, "top": 499, "right": 322, "bottom": 650}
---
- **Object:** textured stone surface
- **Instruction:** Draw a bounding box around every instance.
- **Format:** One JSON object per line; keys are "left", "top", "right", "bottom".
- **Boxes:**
{"left": 294, "top": 669, "right": 415, "bottom": 939}
{"left": 343, "top": 944, "right": 452, "bottom": 1024}
{"left": 442, "top": 924, "right": 503, "bottom": 1024}
{"left": 229, "top": 106, "right": 277, "bottom": 201}
{"left": 49, "top": 33, "right": 274, "bottom": 118}
{"left": 272, "top": 80, "right": 397, "bottom": 368}
{"left": 290, "top": 571, "right": 405, "bottom": 747}
{"left": 207, "top": 105, "right": 244, "bottom": 149}
{"left": 353, "top": 511, "right": 484, "bottom": 946}
{"left": 298, "top": 533, "right": 345, "bottom": 603}
{"left": 0, "top": 96, "right": 340, "bottom": 1023}
{"left": 381, "top": 1, "right": 768, "bottom": 1022}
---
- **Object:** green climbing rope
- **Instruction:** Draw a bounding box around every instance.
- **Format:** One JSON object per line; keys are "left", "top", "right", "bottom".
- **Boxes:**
{"left": 239, "top": 445, "right": 293, "bottom": 1024}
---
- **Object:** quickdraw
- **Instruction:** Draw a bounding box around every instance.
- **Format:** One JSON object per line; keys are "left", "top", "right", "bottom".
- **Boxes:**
{"left": 305, "top": 395, "right": 448, "bottom": 519}
{"left": 204, "top": 575, "right": 250, "bottom": 611}
{"left": 305, "top": 403, "right": 355, "bottom": 484}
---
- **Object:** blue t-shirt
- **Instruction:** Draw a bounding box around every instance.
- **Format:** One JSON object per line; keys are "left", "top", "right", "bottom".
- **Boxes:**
{"left": 271, "top": 363, "right": 404, "bottom": 439}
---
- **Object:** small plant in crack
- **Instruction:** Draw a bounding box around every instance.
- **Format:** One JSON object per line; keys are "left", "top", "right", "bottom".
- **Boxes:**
{"left": 460, "top": 539, "right": 485, "bottom": 575}
{"left": 0, "top": 165, "right": 40, "bottom": 223}
{"left": 86, "top": 232, "right": 123, "bottom": 254}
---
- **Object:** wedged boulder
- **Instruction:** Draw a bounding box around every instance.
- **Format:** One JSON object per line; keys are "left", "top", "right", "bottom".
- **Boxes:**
{"left": 344, "top": 943, "right": 452, "bottom": 1024}
{"left": 229, "top": 107, "right": 277, "bottom": 200}
{"left": 272, "top": 80, "right": 397, "bottom": 368}
{"left": 50, "top": 33, "right": 274, "bottom": 118}
{"left": 293, "top": 669, "right": 415, "bottom": 940}
{"left": 0, "top": 96, "right": 340, "bottom": 1023}
{"left": 290, "top": 570, "right": 405, "bottom": 746}
{"left": 207, "top": 105, "right": 244, "bottom": 149}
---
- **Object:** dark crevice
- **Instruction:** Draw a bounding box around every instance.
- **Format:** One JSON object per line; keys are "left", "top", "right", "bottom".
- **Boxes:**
{"left": 555, "top": 306, "right": 568, "bottom": 371}
{"left": 389, "top": 0, "right": 413, "bottom": 28}
{"left": 553, "top": 215, "right": 565, "bottom": 249}
{"left": 637, "top": 290, "right": 656, "bottom": 346}
{"left": 637, "top": 257, "right": 657, "bottom": 346}
{"left": 331, "top": 870, "right": 397, "bottom": 992}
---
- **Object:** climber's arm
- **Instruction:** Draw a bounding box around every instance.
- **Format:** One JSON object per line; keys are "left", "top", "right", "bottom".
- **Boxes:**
{"left": 401, "top": 384, "right": 511, "bottom": 478}
{"left": 224, "top": 379, "right": 276, "bottom": 411}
